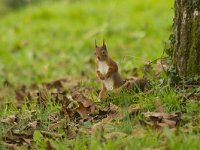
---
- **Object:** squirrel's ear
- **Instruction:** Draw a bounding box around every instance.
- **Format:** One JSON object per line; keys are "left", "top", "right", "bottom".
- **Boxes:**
{"left": 95, "top": 40, "right": 97, "bottom": 48}
{"left": 103, "top": 39, "right": 107, "bottom": 49}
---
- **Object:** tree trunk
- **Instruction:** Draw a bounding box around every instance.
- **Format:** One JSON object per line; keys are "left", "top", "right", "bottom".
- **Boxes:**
{"left": 173, "top": 0, "right": 200, "bottom": 77}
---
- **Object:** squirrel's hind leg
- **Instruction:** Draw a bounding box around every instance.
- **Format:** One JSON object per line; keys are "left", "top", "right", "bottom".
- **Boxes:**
{"left": 98, "top": 84, "right": 107, "bottom": 100}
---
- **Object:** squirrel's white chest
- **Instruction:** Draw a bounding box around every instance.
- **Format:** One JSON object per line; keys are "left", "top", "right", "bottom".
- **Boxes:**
{"left": 98, "top": 61, "right": 109, "bottom": 75}
{"left": 98, "top": 61, "right": 114, "bottom": 91}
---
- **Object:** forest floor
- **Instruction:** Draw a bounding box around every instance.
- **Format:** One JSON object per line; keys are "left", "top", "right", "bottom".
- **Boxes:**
{"left": 0, "top": 0, "right": 200, "bottom": 149}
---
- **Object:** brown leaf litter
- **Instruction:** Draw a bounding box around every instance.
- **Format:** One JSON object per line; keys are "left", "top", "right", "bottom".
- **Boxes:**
{"left": 0, "top": 77, "right": 116, "bottom": 149}
{"left": 2, "top": 130, "right": 33, "bottom": 149}
{"left": 0, "top": 76, "right": 184, "bottom": 149}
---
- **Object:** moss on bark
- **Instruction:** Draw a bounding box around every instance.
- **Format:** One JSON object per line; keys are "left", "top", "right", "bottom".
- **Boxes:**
{"left": 173, "top": 0, "right": 200, "bottom": 77}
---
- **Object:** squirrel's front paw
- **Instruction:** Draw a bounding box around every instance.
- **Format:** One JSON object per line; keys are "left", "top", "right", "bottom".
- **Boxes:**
{"left": 99, "top": 75, "right": 105, "bottom": 80}
{"left": 97, "top": 71, "right": 105, "bottom": 80}
{"left": 105, "top": 74, "right": 110, "bottom": 79}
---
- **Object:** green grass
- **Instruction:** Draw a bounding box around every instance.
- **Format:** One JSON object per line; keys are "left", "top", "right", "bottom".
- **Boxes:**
{"left": 0, "top": 0, "right": 173, "bottom": 86}
{"left": 0, "top": 0, "right": 200, "bottom": 150}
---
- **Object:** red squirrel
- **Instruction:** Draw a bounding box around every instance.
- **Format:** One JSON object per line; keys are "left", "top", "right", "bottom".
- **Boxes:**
{"left": 95, "top": 40, "right": 124, "bottom": 99}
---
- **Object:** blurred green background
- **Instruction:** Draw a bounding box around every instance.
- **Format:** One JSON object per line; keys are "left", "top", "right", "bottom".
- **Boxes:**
{"left": 0, "top": 0, "right": 173, "bottom": 86}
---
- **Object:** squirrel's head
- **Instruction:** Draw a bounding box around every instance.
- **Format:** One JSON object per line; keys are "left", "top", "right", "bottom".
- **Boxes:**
{"left": 95, "top": 40, "right": 108, "bottom": 61}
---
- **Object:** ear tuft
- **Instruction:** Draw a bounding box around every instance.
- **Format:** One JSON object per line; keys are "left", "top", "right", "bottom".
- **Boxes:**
{"left": 103, "top": 39, "right": 107, "bottom": 49}
{"left": 95, "top": 40, "right": 97, "bottom": 48}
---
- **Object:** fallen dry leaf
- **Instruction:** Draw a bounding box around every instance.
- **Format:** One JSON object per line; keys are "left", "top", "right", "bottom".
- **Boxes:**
{"left": 49, "top": 118, "right": 67, "bottom": 130}
{"left": 48, "top": 114, "right": 59, "bottom": 123}
{"left": 128, "top": 104, "right": 141, "bottom": 116}
{"left": 162, "top": 119, "right": 176, "bottom": 127}
{"left": 139, "top": 119, "right": 154, "bottom": 127}
{"left": 143, "top": 112, "right": 181, "bottom": 128}
{"left": 100, "top": 103, "right": 124, "bottom": 122}
{"left": 66, "top": 127, "right": 77, "bottom": 139}
{"left": 27, "top": 121, "right": 37, "bottom": 130}
{"left": 156, "top": 122, "right": 169, "bottom": 128}
{"left": 70, "top": 91, "right": 97, "bottom": 117}
{"left": 72, "top": 91, "right": 96, "bottom": 107}
{"left": 1, "top": 115, "right": 16, "bottom": 124}
{"left": 143, "top": 112, "right": 181, "bottom": 120}
{"left": 76, "top": 102, "right": 90, "bottom": 117}
{"left": 22, "top": 138, "right": 32, "bottom": 146}
{"left": 79, "top": 98, "right": 93, "bottom": 108}
{"left": 109, "top": 103, "right": 120, "bottom": 113}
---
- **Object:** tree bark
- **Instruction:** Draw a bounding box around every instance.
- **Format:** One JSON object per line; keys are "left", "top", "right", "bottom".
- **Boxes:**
{"left": 173, "top": 0, "right": 200, "bottom": 77}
